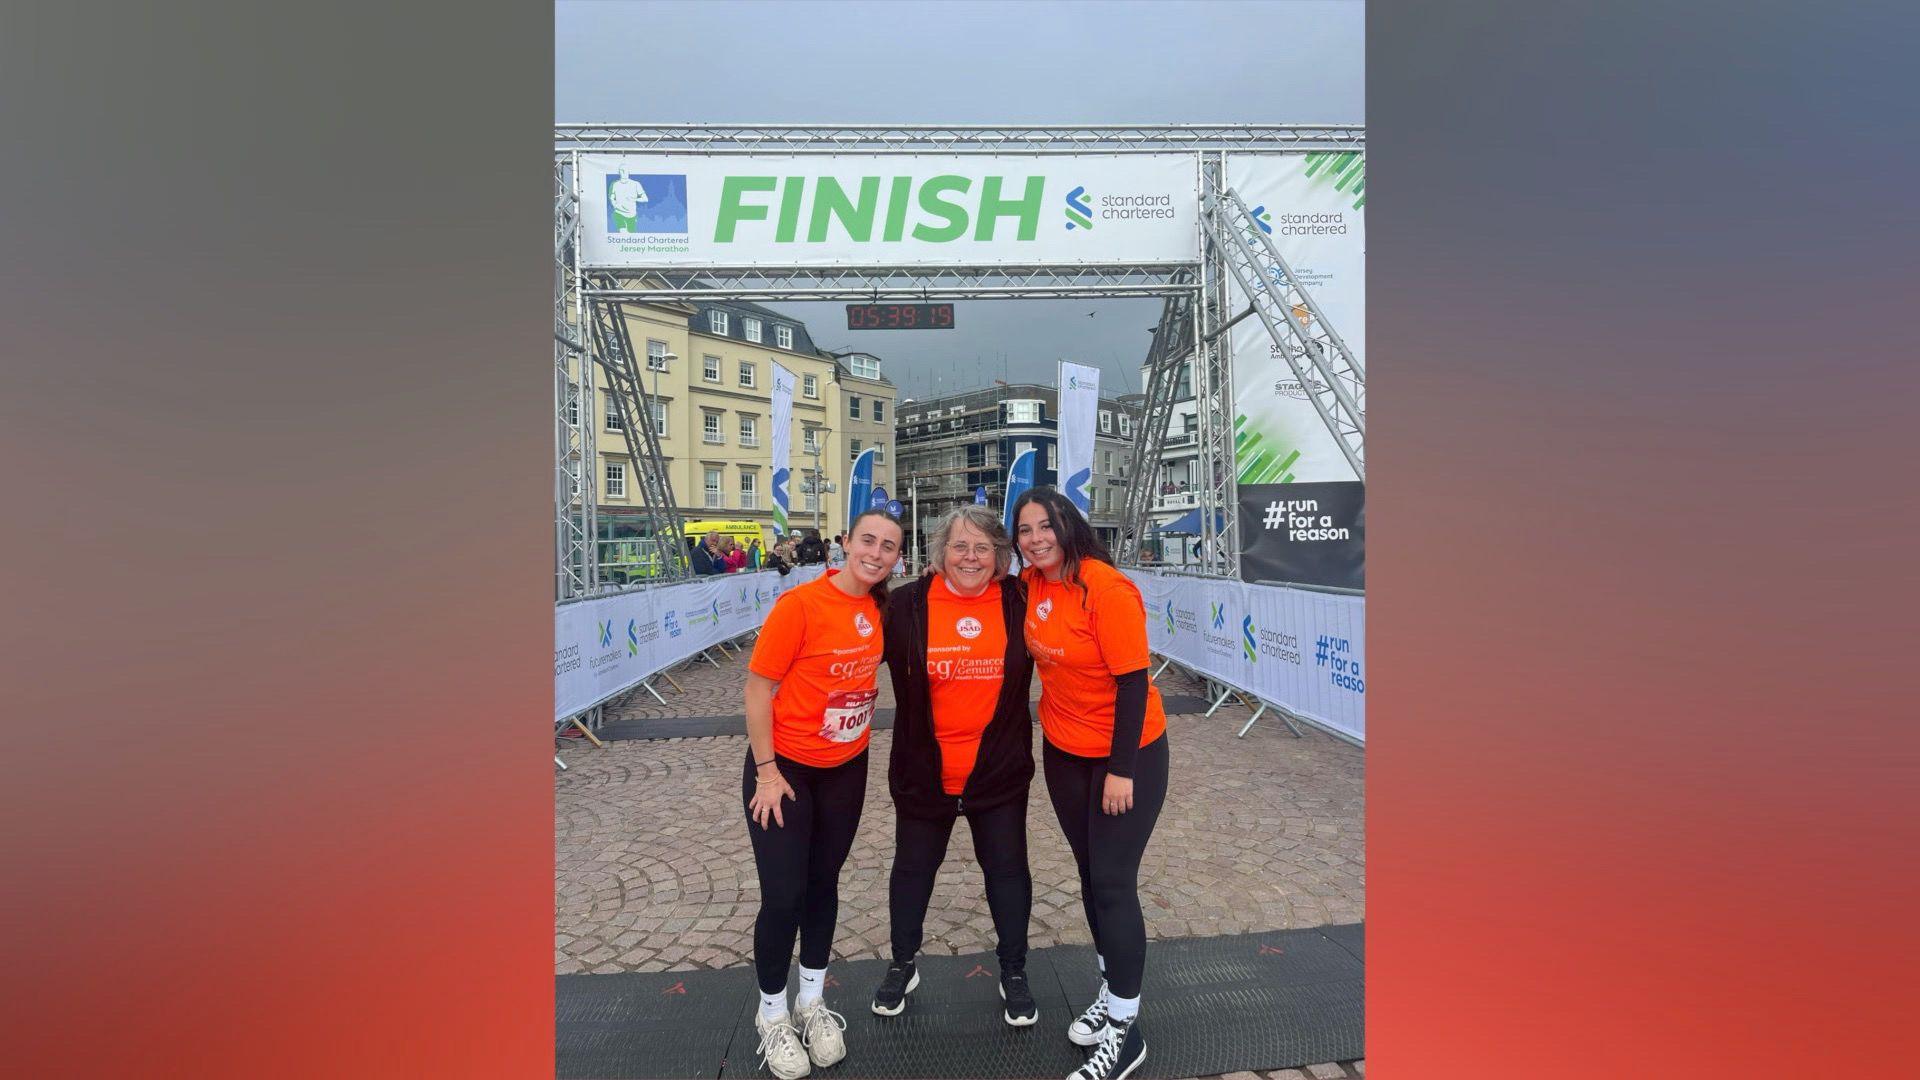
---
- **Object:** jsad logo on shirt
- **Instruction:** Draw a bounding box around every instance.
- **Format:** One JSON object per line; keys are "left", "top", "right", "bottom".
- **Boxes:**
{"left": 1036, "top": 598, "right": 1054, "bottom": 622}
{"left": 956, "top": 617, "right": 983, "bottom": 639}
{"left": 853, "top": 612, "right": 874, "bottom": 637}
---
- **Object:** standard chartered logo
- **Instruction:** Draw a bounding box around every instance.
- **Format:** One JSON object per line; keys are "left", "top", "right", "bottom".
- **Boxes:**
{"left": 1064, "top": 185, "right": 1093, "bottom": 230}
{"left": 1241, "top": 615, "right": 1257, "bottom": 662}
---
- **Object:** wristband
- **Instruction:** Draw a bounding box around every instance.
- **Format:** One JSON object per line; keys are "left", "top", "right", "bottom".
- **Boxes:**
{"left": 755, "top": 757, "right": 775, "bottom": 768}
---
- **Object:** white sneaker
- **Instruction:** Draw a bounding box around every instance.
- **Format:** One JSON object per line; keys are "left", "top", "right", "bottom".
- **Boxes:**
{"left": 794, "top": 1000, "right": 848, "bottom": 1068}
{"left": 1067, "top": 981, "right": 1109, "bottom": 1046}
{"left": 755, "top": 1012, "right": 811, "bottom": 1079}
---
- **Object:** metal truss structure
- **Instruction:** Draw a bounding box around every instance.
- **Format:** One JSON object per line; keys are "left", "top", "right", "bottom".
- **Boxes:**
{"left": 556, "top": 123, "right": 1364, "bottom": 154}
{"left": 1204, "top": 183, "right": 1366, "bottom": 481}
{"left": 587, "top": 295, "right": 692, "bottom": 580}
{"left": 554, "top": 127, "right": 1363, "bottom": 598}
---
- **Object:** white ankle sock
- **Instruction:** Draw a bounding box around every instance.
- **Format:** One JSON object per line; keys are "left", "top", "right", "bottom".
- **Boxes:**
{"left": 1107, "top": 993, "right": 1140, "bottom": 1024}
{"left": 1096, "top": 953, "right": 1106, "bottom": 975}
{"left": 795, "top": 965, "right": 827, "bottom": 1008}
{"left": 760, "top": 989, "right": 789, "bottom": 1022}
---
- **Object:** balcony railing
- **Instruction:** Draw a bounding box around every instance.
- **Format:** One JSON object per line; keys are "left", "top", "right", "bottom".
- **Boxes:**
{"left": 1153, "top": 490, "right": 1200, "bottom": 511}
{"left": 739, "top": 435, "right": 760, "bottom": 448}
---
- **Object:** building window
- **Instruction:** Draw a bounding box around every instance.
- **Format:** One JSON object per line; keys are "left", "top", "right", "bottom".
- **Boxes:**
{"left": 849, "top": 438, "right": 862, "bottom": 461}
{"left": 739, "top": 414, "right": 758, "bottom": 448}
{"left": 740, "top": 470, "right": 758, "bottom": 509}
{"left": 703, "top": 411, "right": 723, "bottom": 444}
{"left": 649, "top": 400, "right": 668, "bottom": 438}
{"left": 1176, "top": 362, "right": 1192, "bottom": 400}
{"left": 949, "top": 418, "right": 962, "bottom": 430}
{"left": 1102, "top": 449, "right": 1114, "bottom": 474}
{"left": 776, "top": 324, "right": 794, "bottom": 350}
{"left": 564, "top": 458, "right": 580, "bottom": 498}
{"left": 603, "top": 392, "right": 623, "bottom": 433}
{"left": 1047, "top": 443, "right": 1057, "bottom": 469}
{"left": 803, "top": 426, "right": 819, "bottom": 453}
{"left": 874, "top": 443, "right": 885, "bottom": 464}
{"left": 848, "top": 395, "right": 861, "bottom": 420}
{"left": 873, "top": 399, "right": 885, "bottom": 424}
{"left": 565, "top": 391, "right": 578, "bottom": 426}
{"left": 703, "top": 355, "right": 721, "bottom": 382}
{"left": 707, "top": 309, "right": 728, "bottom": 335}
{"left": 1120, "top": 414, "right": 1132, "bottom": 438}
{"left": 704, "top": 467, "right": 724, "bottom": 508}
{"left": 647, "top": 339, "right": 670, "bottom": 372}
{"left": 1006, "top": 400, "right": 1040, "bottom": 424}
{"left": 605, "top": 461, "right": 626, "bottom": 499}
{"left": 850, "top": 355, "right": 881, "bottom": 379}
{"left": 802, "top": 373, "right": 818, "bottom": 398}
{"left": 743, "top": 317, "right": 762, "bottom": 343}
{"left": 1099, "top": 410, "right": 1112, "bottom": 434}
{"left": 803, "top": 483, "right": 817, "bottom": 512}
{"left": 738, "top": 360, "right": 756, "bottom": 388}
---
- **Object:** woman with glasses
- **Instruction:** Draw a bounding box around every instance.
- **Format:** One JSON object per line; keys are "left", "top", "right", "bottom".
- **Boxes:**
{"left": 868, "top": 505, "right": 1039, "bottom": 1028}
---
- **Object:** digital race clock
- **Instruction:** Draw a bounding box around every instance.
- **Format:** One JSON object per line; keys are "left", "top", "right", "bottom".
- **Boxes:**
{"left": 845, "top": 303, "right": 955, "bottom": 330}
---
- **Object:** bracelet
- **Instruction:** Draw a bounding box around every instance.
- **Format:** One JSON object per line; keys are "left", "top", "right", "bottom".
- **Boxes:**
{"left": 755, "top": 757, "right": 775, "bottom": 768}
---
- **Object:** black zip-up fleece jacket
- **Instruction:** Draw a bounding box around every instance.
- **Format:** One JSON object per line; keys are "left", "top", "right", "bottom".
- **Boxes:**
{"left": 884, "top": 575, "right": 1036, "bottom": 820}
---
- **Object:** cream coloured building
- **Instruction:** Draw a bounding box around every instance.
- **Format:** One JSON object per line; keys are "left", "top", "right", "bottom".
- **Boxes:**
{"left": 589, "top": 300, "right": 896, "bottom": 550}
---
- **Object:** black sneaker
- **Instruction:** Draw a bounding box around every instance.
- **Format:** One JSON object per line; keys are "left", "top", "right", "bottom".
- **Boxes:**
{"left": 1068, "top": 1018, "right": 1145, "bottom": 1080}
{"left": 999, "top": 969, "right": 1038, "bottom": 1027}
{"left": 1066, "top": 982, "right": 1108, "bottom": 1046}
{"left": 870, "top": 959, "right": 919, "bottom": 1016}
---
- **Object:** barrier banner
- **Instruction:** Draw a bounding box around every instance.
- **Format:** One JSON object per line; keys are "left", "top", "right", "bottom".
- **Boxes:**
{"left": 1056, "top": 361, "right": 1100, "bottom": 514}
{"left": 1224, "top": 152, "right": 1366, "bottom": 590}
{"left": 555, "top": 565, "right": 826, "bottom": 723}
{"left": 770, "top": 363, "right": 794, "bottom": 537}
{"left": 579, "top": 153, "right": 1201, "bottom": 269}
{"left": 1130, "top": 569, "right": 1363, "bottom": 743}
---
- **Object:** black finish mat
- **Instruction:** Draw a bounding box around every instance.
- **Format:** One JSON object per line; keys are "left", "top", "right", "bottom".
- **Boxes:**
{"left": 556, "top": 925, "right": 1363, "bottom": 1078}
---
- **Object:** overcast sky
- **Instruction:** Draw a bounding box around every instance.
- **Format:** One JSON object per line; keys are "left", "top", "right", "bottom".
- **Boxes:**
{"left": 557, "top": 0, "right": 1364, "bottom": 401}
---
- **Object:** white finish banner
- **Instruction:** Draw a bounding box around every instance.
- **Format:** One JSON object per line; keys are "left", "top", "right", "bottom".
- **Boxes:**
{"left": 555, "top": 565, "right": 827, "bottom": 723}
{"left": 579, "top": 153, "right": 1201, "bottom": 268}
{"left": 1055, "top": 361, "right": 1101, "bottom": 514}
{"left": 1128, "top": 570, "right": 1365, "bottom": 744}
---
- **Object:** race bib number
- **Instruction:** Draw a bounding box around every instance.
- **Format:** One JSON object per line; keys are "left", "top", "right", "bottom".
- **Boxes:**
{"left": 819, "top": 688, "right": 877, "bottom": 743}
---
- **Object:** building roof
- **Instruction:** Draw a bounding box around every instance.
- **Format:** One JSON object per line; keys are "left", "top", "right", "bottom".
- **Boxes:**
{"left": 685, "top": 299, "right": 823, "bottom": 358}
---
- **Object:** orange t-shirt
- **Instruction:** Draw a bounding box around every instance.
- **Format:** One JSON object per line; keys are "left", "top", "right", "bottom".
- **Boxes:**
{"left": 1023, "top": 559, "right": 1167, "bottom": 758}
{"left": 747, "top": 570, "right": 884, "bottom": 767}
{"left": 925, "top": 574, "right": 1008, "bottom": 795}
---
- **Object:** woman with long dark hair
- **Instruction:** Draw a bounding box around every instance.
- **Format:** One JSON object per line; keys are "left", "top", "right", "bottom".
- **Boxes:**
{"left": 741, "top": 508, "right": 902, "bottom": 1079}
{"left": 1012, "top": 487, "right": 1169, "bottom": 1080}
{"left": 870, "top": 505, "right": 1038, "bottom": 1027}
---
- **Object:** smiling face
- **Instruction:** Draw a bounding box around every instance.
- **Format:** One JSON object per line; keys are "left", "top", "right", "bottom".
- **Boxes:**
{"left": 842, "top": 514, "right": 902, "bottom": 591}
{"left": 939, "top": 517, "right": 999, "bottom": 596}
{"left": 1015, "top": 502, "right": 1064, "bottom": 577}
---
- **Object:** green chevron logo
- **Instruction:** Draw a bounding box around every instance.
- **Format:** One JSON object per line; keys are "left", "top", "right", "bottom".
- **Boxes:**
{"left": 1303, "top": 151, "right": 1366, "bottom": 210}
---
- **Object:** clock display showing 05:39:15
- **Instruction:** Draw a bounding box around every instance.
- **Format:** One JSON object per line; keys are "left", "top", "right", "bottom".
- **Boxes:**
{"left": 845, "top": 303, "right": 955, "bottom": 330}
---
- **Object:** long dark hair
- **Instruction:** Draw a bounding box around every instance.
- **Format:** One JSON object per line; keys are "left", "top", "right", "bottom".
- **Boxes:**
{"left": 845, "top": 508, "right": 904, "bottom": 612}
{"left": 1010, "top": 486, "right": 1111, "bottom": 606}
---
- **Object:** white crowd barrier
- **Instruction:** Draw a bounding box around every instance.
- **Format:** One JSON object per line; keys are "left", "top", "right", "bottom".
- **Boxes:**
{"left": 554, "top": 565, "right": 826, "bottom": 723}
{"left": 1126, "top": 569, "right": 1365, "bottom": 744}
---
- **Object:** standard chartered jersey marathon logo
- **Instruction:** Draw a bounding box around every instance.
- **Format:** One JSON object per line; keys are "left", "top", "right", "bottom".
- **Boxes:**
{"left": 628, "top": 619, "right": 640, "bottom": 657}
{"left": 854, "top": 612, "right": 874, "bottom": 637}
{"left": 1250, "top": 204, "right": 1274, "bottom": 235}
{"left": 605, "top": 168, "right": 689, "bottom": 235}
{"left": 956, "top": 616, "right": 983, "bottom": 640}
{"left": 1241, "top": 615, "right": 1257, "bottom": 662}
{"left": 1163, "top": 600, "right": 1176, "bottom": 635}
{"left": 1036, "top": 598, "right": 1053, "bottom": 622}
{"left": 1064, "top": 185, "right": 1093, "bottom": 230}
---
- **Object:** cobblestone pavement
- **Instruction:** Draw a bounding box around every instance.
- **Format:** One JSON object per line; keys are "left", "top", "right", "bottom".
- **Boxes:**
{"left": 558, "top": 645, "right": 1366, "bottom": 1077}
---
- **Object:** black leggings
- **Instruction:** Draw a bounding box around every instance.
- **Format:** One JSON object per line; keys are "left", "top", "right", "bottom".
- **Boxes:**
{"left": 1042, "top": 734, "right": 1169, "bottom": 999}
{"left": 742, "top": 748, "right": 869, "bottom": 994}
{"left": 888, "top": 793, "right": 1032, "bottom": 970}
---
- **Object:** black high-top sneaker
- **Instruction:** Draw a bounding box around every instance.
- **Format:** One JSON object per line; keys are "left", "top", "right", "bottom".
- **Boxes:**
{"left": 870, "top": 959, "right": 919, "bottom": 1016}
{"left": 999, "top": 968, "right": 1038, "bottom": 1027}
{"left": 1068, "top": 1017, "right": 1145, "bottom": 1080}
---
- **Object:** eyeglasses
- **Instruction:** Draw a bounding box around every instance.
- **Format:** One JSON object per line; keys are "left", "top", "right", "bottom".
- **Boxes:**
{"left": 946, "top": 543, "right": 995, "bottom": 559}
